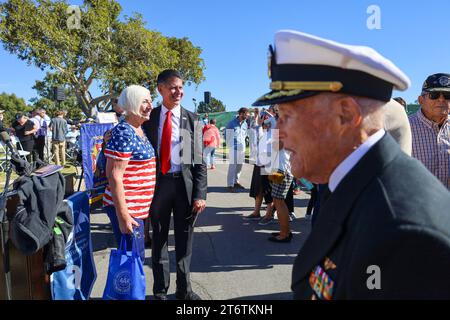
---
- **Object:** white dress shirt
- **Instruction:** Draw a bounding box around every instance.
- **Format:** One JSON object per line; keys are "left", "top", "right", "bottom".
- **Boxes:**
{"left": 158, "top": 104, "right": 182, "bottom": 173}
{"left": 329, "top": 129, "right": 385, "bottom": 192}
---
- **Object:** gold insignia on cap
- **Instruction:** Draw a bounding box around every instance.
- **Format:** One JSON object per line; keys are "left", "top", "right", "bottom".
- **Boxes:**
{"left": 256, "top": 89, "right": 304, "bottom": 102}
{"left": 267, "top": 47, "right": 273, "bottom": 79}
{"left": 270, "top": 81, "right": 343, "bottom": 92}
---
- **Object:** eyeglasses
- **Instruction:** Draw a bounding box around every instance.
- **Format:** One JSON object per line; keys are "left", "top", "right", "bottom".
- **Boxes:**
{"left": 427, "top": 91, "right": 450, "bottom": 100}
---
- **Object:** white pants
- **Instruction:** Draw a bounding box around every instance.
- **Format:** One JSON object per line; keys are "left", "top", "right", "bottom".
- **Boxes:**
{"left": 227, "top": 148, "right": 245, "bottom": 187}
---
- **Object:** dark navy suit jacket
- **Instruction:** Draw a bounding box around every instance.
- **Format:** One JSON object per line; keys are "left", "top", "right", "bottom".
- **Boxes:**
{"left": 292, "top": 134, "right": 450, "bottom": 299}
{"left": 142, "top": 106, "right": 207, "bottom": 205}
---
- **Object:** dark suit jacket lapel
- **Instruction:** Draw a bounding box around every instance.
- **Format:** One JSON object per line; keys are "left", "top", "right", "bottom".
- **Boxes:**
{"left": 151, "top": 106, "right": 161, "bottom": 150}
{"left": 292, "top": 134, "right": 401, "bottom": 286}
{"left": 180, "top": 107, "right": 191, "bottom": 165}
{"left": 180, "top": 107, "right": 189, "bottom": 132}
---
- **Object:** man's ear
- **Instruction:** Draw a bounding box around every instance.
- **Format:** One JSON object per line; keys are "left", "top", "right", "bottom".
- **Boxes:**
{"left": 157, "top": 84, "right": 163, "bottom": 95}
{"left": 418, "top": 95, "right": 424, "bottom": 106}
{"left": 336, "top": 96, "right": 363, "bottom": 128}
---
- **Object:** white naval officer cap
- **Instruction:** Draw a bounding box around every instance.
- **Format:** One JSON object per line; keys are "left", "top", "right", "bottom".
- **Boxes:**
{"left": 253, "top": 30, "right": 411, "bottom": 106}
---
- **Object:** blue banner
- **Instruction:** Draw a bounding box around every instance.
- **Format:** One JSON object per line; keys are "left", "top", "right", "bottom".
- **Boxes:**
{"left": 80, "top": 123, "right": 114, "bottom": 191}
{"left": 51, "top": 191, "right": 97, "bottom": 300}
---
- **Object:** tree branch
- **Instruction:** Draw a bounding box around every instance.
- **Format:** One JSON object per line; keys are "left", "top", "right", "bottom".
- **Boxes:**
{"left": 85, "top": 69, "right": 97, "bottom": 89}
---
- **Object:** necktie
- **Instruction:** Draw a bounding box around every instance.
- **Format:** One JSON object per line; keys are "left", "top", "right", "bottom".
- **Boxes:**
{"left": 160, "top": 110, "right": 172, "bottom": 175}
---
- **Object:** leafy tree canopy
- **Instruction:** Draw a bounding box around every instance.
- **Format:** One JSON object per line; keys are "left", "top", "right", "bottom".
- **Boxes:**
{"left": 197, "top": 96, "right": 226, "bottom": 114}
{"left": 29, "top": 72, "right": 84, "bottom": 120}
{"left": 0, "top": 92, "right": 32, "bottom": 126}
{"left": 0, "top": 0, "right": 205, "bottom": 117}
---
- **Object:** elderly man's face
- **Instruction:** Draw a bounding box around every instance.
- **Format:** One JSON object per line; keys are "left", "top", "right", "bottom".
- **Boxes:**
{"left": 419, "top": 92, "right": 450, "bottom": 124}
{"left": 277, "top": 94, "right": 345, "bottom": 183}
{"left": 158, "top": 76, "right": 184, "bottom": 109}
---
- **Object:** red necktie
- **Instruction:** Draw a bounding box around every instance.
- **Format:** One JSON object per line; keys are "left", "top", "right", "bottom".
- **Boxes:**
{"left": 160, "top": 110, "right": 172, "bottom": 174}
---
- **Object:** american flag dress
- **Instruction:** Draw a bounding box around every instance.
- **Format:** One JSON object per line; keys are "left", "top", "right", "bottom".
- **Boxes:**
{"left": 102, "top": 120, "right": 156, "bottom": 219}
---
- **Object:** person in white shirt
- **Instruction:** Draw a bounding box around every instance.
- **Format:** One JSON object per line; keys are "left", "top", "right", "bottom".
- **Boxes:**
{"left": 42, "top": 110, "right": 52, "bottom": 162}
{"left": 243, "top": 113, "right": 275, "bottom": 221}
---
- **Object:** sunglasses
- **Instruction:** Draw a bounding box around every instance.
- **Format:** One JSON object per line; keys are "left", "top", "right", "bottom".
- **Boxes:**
{"left": 427, "top": 91, "right": 450, "bottom": 100}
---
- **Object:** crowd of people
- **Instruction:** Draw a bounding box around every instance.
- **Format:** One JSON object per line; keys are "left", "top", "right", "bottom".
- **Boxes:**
{"left": 98, "top": 38, "right": 450, "bottom": 298}
{"left": 2, "top": 28, "right": 449, "bottom": 300}
{"left": 0, "top": 108, "right": 87, "bottom": 167}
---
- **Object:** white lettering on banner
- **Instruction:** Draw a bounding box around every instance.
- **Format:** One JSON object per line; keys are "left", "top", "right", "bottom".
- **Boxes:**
{"left": 66, "top": 265, "right": 82, "bottom": 290}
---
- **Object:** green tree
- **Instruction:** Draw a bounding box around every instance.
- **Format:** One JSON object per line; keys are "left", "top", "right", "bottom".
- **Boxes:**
{"left": 29, "top": 72, "right": 84, "bottom": 120}
{"left": 197, "top": 97, "right": 226, "bottom": 113}
{"left": 0, "top": 92, "right": 32, "bottom": 126}
{"left": 0, "top": 0, "right": 205, "bottom": 117}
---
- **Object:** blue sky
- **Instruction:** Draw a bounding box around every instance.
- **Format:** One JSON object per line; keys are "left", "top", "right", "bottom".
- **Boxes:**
{"left": 1, "top": 0, "right": 450, "bottom": 112}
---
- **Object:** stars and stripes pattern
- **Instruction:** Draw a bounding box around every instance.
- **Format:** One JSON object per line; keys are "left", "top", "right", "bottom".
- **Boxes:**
{"left": 103, "top": 121, "right": 156, "bottom": 219}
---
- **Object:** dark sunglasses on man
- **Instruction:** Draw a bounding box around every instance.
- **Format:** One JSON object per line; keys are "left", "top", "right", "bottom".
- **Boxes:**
{"left": 427, "top": 91, "right": 450, "bottom": 100}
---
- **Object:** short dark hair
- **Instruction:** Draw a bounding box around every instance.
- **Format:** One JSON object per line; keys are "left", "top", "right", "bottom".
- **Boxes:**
{"left": 15, "top": 112, "right": 24, "bottom": 120}
{"left": 238, "top": 107, "right": 249, "bottom": 115}
{"left": 209, "top": 118, "right": 216, "bottom": 125}
{"left": 157, "top": 69, "right": 182, "bottom": 84}
{"left": 393, "top": 97, "right": 407, "bottom": 108}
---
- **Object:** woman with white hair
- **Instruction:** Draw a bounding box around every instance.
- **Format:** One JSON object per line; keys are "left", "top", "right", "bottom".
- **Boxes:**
{"left": 102, "top": 85, "right": 156, "bottom": 263}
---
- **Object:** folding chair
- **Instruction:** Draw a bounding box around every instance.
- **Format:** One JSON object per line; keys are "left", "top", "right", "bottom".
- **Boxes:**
{"left": 9, "top": 135, "right": 30, "bottom": 161}
{"left": 0, "top": 143, "right": 8, "bottom": 171}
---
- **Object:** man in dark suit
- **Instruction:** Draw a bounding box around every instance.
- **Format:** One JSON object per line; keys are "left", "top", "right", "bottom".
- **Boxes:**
{"left": 142, "top": 69, "right": 207, "bottom": 300}
{"left": 253, "top": 30, "right": 450, "bottom": 299}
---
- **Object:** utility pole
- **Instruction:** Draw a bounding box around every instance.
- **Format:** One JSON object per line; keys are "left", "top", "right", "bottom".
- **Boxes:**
{"left": 192, "top": 98, "right": 197, "bottom": 113}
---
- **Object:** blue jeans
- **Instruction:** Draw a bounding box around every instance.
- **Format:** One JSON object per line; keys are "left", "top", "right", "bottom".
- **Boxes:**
{"left": 203, "top": 146, "right": 216, "bottom": 167}
{"left": 105, "top": 206, "right": 145, "bottom": 263}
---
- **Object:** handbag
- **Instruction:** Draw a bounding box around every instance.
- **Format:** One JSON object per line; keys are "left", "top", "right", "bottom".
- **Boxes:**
{"left": 268, "top": 171, "right": 285, "bottom": 184}
{"left": 102, "top": 234, "right": 146, "bottom": 300}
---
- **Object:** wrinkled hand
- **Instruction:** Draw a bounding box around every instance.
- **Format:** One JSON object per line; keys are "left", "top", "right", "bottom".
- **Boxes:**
{"left": 192, "top": 199, "right": 206, "bottom": 214}
{"left": 118, "top": 215, "right": 140, "bottom": 234}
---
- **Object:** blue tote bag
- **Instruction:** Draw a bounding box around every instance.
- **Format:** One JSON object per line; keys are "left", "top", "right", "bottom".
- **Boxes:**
{"left": 102, "top": 234, "right": 146, "bottom": 300}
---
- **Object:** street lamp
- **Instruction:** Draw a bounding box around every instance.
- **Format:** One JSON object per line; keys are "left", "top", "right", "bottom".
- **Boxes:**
{"left": 192, "top": 98, "right": 197, "bottom": 113}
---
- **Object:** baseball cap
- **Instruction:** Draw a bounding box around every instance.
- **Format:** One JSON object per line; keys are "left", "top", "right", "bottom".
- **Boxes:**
{"left": 421, "top": 73, "right": 450, "bottom": 92}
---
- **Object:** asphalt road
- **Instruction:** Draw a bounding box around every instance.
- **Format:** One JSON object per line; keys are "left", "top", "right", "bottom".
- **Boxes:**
{"left": 89, "top": 162, "right": 312, "bottom": 300}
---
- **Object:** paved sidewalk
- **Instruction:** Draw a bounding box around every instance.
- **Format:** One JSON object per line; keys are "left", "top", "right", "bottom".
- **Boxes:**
{"left": 89, "top": 163, "right": 312, "bottom": 300}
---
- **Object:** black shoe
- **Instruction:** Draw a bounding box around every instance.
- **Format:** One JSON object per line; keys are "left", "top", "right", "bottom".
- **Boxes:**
{"left": 271, "top": 232, "right": 280, "bottom": 236}
{"left": 268, "top": 232, "right": 293, "bottom": 243}
{"left": 175, "top": 291, "right": 202, "bottom": 300}
{"left": 234, "top": 182, "right": 245, "bottom": 189}
{"left": 154, "top": 293, "right": 168, "bottom": 300}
